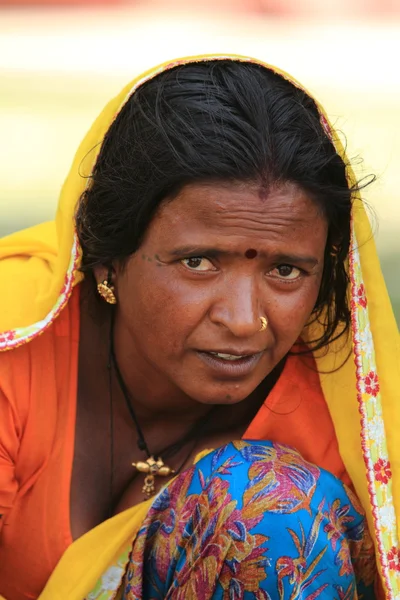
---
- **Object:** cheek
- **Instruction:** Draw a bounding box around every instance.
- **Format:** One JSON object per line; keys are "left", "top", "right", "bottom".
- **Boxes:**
{"left": 117, "top": 265, "right": 208, "bottom": 343}
{"left": 266, "top": 277, "right": 322, "bottom": 336}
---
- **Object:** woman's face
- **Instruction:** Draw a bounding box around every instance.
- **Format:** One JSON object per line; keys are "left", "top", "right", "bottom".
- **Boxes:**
{"left": 111, "top": 181, "right": 328, "bottom": 406}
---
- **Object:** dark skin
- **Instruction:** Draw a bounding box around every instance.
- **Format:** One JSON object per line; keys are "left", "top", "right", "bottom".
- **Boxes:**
{"left": 70, "top": 181, "right": 328, "bottom": 539}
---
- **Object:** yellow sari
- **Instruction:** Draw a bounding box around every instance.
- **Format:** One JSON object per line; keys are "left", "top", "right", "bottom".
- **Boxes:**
{"left": 0, "top": 54, "right": 399, "bottom": 599}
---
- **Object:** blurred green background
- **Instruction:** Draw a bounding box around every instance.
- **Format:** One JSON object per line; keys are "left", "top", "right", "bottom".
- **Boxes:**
{"left": 0, "top": 8, "right": 399, "bottom": 324}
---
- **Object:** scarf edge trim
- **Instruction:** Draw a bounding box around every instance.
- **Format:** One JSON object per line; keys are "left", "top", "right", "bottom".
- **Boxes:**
{"left": 350, "top": 220, "right": 399, "bottom": 596}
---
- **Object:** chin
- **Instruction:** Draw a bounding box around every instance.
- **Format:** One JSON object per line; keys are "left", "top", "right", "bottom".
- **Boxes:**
{"left": 196, "top": 395, "right": 246, "bottom": 406}
{"left": 188, "top": 383, "right": 255, "bottom": 407}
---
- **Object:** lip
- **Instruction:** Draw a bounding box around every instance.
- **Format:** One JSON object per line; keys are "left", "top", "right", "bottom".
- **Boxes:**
{"left": 196, "top": 350, "right": 264, "bottom": 378}
{"left": 202, "top": 348, "right": 264, "bottom": 356}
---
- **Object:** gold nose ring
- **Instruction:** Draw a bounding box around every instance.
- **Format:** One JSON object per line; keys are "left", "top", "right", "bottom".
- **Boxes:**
{"left": 259, "top": 316, "right": 268, "bottom": 332}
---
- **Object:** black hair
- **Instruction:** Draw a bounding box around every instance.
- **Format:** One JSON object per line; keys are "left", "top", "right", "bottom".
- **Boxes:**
{"left": 76, "top": 60, "right": 365, "bottom": 352}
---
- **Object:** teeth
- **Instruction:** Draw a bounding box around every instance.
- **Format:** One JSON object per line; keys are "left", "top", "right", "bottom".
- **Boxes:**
{"left": 210, "top": 352, "right": 246, "bottom": 361}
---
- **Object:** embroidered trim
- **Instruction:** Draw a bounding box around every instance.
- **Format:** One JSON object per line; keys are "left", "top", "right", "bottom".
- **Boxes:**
{"left": 349, "top": 220, "right": 399, "bottom": 597}
{"left": 85, "top": 545, "right": 131, "bottom": 600}
{"left": 0, "top": 232, "right": 80, "bottom": 351}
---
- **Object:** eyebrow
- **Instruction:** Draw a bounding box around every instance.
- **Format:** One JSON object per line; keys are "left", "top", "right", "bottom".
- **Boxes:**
{"left": 167, "top": 246, "right": 319, "bottom": 266}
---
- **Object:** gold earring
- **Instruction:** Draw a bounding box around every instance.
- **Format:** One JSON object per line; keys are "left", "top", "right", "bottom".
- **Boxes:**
{"left": 97, "top": 277, "right": 117, "bottom": 305}
{"left": 259, "top": 316, "right": 268, "bottom": 332}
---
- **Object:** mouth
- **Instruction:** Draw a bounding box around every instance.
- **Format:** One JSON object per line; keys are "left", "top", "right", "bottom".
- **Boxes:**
{"left": 196, "top": 349, "right": 264, "bottom": 377}
{"left": 207, "top": 351, "right": 253, "bottom": 361}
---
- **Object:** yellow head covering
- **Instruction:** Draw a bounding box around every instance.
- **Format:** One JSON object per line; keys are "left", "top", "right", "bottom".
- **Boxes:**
{"left": 0, "top": 55, "right": 399, "bottom": 597}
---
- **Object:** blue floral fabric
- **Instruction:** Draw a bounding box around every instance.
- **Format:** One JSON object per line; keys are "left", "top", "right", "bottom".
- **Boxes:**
{"left": 122, "top": 441, "right": 377, "bottom": 599}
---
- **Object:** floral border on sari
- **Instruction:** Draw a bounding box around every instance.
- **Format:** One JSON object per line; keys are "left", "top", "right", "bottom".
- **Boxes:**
{"left": 84, "top": 546, "right": 132, "bottom": 600}
{"left": 0, "top": 233, "right": 81, "bottom": 351}
{"left": 349, "top": 223, "right": 399, "bottom": 597}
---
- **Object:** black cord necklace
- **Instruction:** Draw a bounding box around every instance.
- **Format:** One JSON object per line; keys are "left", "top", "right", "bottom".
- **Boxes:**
{"left": 108, "top": 309, "right": 216, "bottom": 500}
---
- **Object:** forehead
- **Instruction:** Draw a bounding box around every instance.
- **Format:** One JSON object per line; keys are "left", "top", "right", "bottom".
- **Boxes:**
{"left": 152, "top": 181, "right": 325, "bottom": 244}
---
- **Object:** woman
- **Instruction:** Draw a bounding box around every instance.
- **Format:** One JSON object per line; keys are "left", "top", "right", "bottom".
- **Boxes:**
{"left": 0, "top": 54, "right": 399, "bottom": 600}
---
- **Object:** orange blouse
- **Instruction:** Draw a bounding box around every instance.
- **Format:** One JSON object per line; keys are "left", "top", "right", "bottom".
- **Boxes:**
{"left": 0, "top": 286, "right": 350, "bottom": 600}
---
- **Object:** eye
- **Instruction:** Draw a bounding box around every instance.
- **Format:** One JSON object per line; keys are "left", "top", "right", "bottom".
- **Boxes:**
{"left": 180, "top": 257, "right": 216, "bottom": 272}
{"left": 270, "top": 264, "right": 302, "bottom": 280}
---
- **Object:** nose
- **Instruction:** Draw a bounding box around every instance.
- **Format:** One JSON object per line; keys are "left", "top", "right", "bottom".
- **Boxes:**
{"left": 209, "top": 276, "right": 262, "bottom": 338}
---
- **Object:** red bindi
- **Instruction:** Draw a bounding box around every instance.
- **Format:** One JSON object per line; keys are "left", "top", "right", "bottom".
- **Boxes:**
{"left": 245, "top": 248, "right": 258, "bottom": 259}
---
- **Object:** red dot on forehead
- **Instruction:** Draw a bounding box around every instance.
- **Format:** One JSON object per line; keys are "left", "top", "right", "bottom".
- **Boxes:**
{"left": 245, "top": 248, "right": 258, "bottom": 259}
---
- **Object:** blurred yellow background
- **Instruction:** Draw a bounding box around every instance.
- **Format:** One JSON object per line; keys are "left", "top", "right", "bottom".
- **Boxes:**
{"left": 0, "top": 2, "right": 399, "bottom": 322}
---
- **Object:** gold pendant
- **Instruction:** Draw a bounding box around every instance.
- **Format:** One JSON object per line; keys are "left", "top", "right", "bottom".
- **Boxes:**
{"left": 143, "top": 474, "right": 156, "bottom": 497}
{"left": 132, "top": 456, "right": 175, "bottom": 498}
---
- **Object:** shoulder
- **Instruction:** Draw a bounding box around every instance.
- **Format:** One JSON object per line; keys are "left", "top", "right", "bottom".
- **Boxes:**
{"left": 0, "top": 286, "right": 80, "bottom": 427}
